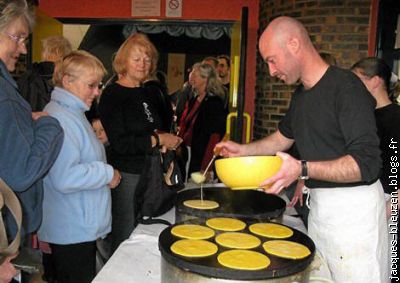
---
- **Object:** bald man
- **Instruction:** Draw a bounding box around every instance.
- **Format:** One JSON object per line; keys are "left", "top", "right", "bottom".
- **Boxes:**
{"left": 216, "top": 16, "right": 389, "bottom": 282}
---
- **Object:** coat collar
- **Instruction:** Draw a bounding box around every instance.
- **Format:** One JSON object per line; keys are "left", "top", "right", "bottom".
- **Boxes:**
{"left": 51, "top": 86, "right": 89, "bottom": 112}
{"left": 0, "top": 60, "right": 18, "bottom": 89}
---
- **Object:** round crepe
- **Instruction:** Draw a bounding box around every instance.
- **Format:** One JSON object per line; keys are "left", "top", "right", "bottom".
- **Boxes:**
{"left": 171, "top": 239, "right": 218, "bottom": 257}
{"left": 206, "top": 217, "right": 246, "bottom": 231}
{"left": 218, "top": 250, "right": 271, "bottom": 270}
{"left": 183, "top": 199, "right": 219, "bottom": 210}
{"left": 249, "top": 223, "right": 293, "bottom": 239}
{"left": 171, "top": 224, "right": 215, "bottom": 239}
{"left": 262, "top": 240, "right": 311, "bottom": 259}
{"left": 215, "top": 232, "right": 261, "bottom": 249}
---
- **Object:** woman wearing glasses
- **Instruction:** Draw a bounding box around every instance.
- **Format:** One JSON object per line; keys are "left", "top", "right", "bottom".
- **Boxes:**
{"left": 0, "top": 1, "right": 64, "bottom": 281}
{"left": 37, "top": 51, "right": 121, "bottom": 283}
{"left": 98, "top": 33, "right": 182, "bottom": 253}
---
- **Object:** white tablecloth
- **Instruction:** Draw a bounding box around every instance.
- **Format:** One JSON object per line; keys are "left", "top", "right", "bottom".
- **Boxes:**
{"left": 93, "top": 190, "right": 332, "bottom": 283}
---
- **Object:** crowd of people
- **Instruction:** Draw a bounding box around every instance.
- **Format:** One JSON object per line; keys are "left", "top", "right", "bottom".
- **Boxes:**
{"left": 0, "top": 1, "right": 398, "bottom": 283}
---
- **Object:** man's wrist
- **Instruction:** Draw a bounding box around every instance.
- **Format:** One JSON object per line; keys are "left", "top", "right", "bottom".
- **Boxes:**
{"left": 299, "top": 160, "right": 309, "bottom": 180}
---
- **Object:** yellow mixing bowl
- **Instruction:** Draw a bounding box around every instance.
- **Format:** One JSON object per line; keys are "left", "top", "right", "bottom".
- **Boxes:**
{"left": 215, "top": 156, "right": 282, "bottom": 190}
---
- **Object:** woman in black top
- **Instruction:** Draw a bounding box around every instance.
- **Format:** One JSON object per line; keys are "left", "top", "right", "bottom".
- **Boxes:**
{"left": 98, "top": 33, "right": 182, "bottom": 253}
{"left": 352, "top": 57, "right": 400, "bottom": 218}
{"left": 178, "top": 63, "right": 227, "bottom": 179}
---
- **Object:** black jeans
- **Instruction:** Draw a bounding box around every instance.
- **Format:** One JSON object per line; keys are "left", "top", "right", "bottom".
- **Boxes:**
{"left": 50, "top": 241, "right": 96, "bottom": 283}
{"left": 110, "top": 172, "right": 140, "bottom": 253}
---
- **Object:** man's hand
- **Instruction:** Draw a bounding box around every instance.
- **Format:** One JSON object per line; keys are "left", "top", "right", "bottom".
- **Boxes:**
{"left": 260, "top": 151, "right": 301, "bottom": 194}
{"left": 214, "top": 140, "right": 244, "bottom": 157}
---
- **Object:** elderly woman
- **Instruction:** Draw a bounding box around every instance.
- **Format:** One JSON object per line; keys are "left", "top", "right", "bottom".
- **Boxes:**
{"left": 38, "top": 51, "right": 121, "bottom": 283}
{"left": 0, "top": 1, "right": 63, "bottom": 281}
{"left": 99, "top": 33, "right": 182, "bottom": 253}
{"left": 17, "top": 35, "right": 72, "bottom": 111}
{"left": 178, "top": 63, "right": 227, "bottom": 178}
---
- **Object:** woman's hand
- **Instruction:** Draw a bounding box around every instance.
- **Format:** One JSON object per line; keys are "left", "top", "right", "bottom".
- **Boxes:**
{"left": 0, "top": 253, "right": 19, "bottom": 283}
{"left": 159, "top": 133, "right": 182, "bottom": 151}
{"left": 108, "top": 169, "right": 121, "bottom": 189}
{"left": 31, "top": 111, "right": 49, "bottom": 121}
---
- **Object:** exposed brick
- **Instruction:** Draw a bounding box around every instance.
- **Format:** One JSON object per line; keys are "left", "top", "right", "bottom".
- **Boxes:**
{"left": 271, "top": 99, "right": 289, "bottom": 106}
{"left": 325, "top": 15, "right": 337, "bottom": 24}
{"left": 337, "top": 34, "right": 368, "bottom": 42}
{"left": 321, "top": 34, "right": 335, "bottom": 41}
{"left": 319, "top": 0, "right": 346, "bottom": 7}
{"left": 255, "top": 0, "right": 372, "bottom": 138}
{"left": 344, "top": 16, "right": 369, "bottom": 24}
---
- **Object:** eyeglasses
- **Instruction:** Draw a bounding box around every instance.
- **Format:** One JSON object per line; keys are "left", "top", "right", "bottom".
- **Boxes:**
{"left": 4, "top": 32, "right": 29, "bottom": 45}
{"left": 66, "top": 73, "right": 104, "bottom": 91}
{"left": 87, "top": 81, "right": 104, "bottom": 91}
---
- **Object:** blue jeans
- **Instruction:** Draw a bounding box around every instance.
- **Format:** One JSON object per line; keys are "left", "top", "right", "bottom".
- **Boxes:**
{"left": 110, "top": 172, "right": 140, "bottom": 253}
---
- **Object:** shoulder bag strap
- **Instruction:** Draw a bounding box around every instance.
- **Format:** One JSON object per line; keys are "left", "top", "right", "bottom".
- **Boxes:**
{"left": 138, "top": 217, "right": 172, "bottom": 226}
{"left": 0, "top": 178, "right": 22, "bottom": 264}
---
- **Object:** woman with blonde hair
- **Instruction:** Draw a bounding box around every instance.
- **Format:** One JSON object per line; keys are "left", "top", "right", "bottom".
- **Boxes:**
{"left": 18, "top": 35, "right": 72, "bottom": 111}
{"left": 99, "top": 33, "right": 182, "bottom": 253}
{"left": 38, "top": 51, "right": 121, "bottom": 283}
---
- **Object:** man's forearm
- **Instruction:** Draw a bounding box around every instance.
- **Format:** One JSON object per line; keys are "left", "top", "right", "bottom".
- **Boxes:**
{"left": 308, "top": 155, "right": 362, "bottom": 183}
{"left": 245, "top": 131, "right": 293, "bottom": 156}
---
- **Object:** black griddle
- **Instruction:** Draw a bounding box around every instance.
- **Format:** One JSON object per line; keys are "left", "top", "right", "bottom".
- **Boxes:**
{"left": 159, "top": 219, "right": 315, "bottom": 280}
{"left": 175, "top": 186, "right": 286, "bottom": 222}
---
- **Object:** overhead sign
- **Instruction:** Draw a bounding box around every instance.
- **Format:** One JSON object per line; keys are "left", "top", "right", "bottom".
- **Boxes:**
{"left": 132, "top": 0, "right": 161, "bottom": 17}
{"left": 166, "top": 0, "right": 182, "bottom": 18}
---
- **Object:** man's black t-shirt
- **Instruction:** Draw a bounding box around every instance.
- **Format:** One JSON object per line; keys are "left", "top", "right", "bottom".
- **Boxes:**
{"left": 279, "top": 66, "right": 381, "bottom": 188}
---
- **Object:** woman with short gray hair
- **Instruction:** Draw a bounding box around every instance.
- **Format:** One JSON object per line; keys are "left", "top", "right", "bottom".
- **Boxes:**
{"left": 0, "top": 0, "right": 63, "bottom": 281}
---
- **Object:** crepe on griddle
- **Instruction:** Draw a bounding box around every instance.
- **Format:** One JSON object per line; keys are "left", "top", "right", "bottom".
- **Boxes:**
{"left": 183, "top": 199, "right": 219, "bottom": 210}
{"left": 206, "top": 217, "right": 246, "bottom": 231}
{"left": 217, "top": 249, "right": 271, "bottom": 270}
{"left": 171, "top": 224, "right": 215, "bottom": 239}
{"left": 262, "top": 240, "right": 311, "bottom": 259}
{"left": 215, "top": 232, "right": 261, "bottom": 249}
{"left": 249, "top": 223, "right": 293, "bottom": 239}
{"left": 171, "top": 239, "right": 218, "bottom": 257}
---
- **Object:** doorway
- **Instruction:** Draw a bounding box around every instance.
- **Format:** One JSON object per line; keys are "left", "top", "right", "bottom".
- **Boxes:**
{"left": 57, "top": 19, "right": 233, "bottom": 94}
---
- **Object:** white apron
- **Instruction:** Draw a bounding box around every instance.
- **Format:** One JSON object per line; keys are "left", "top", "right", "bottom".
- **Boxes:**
{"left": 308, "top": 181, "right": 389, "bottom": 283}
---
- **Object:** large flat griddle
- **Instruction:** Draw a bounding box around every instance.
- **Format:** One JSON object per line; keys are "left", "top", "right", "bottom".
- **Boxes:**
{"left": 176, "top": 186, "right": 286, "bottom": 221}
{"left": 159, "top": 219, "right": 315, "bottom": 280}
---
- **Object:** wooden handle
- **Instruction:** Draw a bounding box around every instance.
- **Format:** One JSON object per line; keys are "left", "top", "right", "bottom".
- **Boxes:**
{"left": 213, "top": 134, "right": 229, "bottom": 156}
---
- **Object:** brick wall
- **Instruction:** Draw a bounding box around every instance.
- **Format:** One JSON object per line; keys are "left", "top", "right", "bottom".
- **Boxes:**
{"left": 254, "top": 0, "right": 372, "bottom": 139}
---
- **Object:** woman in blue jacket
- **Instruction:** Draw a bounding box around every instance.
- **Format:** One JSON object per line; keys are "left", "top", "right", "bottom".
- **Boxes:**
{"left": 0, "top": 0, "right": 64, "bottom": 238}
{"left": 38, "top": 51, "right": 121, "bottom": 283}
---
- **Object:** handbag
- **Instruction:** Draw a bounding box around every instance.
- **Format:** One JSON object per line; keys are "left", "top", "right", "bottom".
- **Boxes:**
{"left": 162, "top": 150, "right": 184, "bottom": 186}
{"left": 0, "top": 178, "right": 22, "bottom": 265}
{"left": 135, "top": 148, "right": 183, "bottom": 226}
